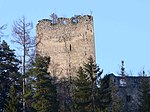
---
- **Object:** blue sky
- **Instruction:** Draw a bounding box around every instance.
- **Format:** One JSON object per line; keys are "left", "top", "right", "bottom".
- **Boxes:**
{"left": 0, "top": 0, "right": 150, "bottom": 75}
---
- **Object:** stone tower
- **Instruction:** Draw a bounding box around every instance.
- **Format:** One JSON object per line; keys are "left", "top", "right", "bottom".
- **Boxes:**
{"left": 36, "top": 15, "right": 96, "bottom": 78}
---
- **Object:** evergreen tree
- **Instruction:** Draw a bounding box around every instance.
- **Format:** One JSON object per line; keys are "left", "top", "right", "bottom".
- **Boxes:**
{"left": 4, "top": 85, "right": 20, "bottom": 112}
{"left": 72, "top": 67, "right": 92, "bottom": 112}
{"left": 84, "top": 56, "right": 103, "bottom": 112}
{"left": 95, "top": 75, "right": 111, "bottom": 112}
{"left": 72, "top": 56, "right": 103, "bottom": 112}
{"left": 24, "top": 75, "right": 35, "bottom": 112}
{"left": 27, "top": 55, "right": 59, "bottom": 112}
{"left": 0, "top": 40, "right": 21, "bottom": 111}
{"left": 138, "top": 77, "right": 150, "bottom": 112}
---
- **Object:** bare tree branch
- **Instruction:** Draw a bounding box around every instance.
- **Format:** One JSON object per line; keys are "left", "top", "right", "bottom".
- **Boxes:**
{"left": 0, "top": 24, "right": 7, "bottom": 40}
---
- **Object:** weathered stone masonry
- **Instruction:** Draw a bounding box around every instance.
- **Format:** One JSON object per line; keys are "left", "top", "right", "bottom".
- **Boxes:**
{"left": 36, "top": 15, "right": 96, "bottom": 78}
{"left": 109, "top": 74, "right": 150, "bottom": 112}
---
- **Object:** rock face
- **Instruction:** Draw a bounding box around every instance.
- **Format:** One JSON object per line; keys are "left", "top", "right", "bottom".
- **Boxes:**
{"left": 36, "top": 15, "right": 96, "bottom": 78}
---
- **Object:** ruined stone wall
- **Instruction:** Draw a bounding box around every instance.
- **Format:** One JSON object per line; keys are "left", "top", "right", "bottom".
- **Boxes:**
{"left": 36, "top": 15, "right": 96, "bottom": 78}
{"left": 110, "top": 74, "right": 150, "bottom": 112}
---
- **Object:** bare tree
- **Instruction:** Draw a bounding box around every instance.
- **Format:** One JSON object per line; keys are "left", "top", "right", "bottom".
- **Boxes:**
{"left": 0, "top": 24, "right": 7, "bottom": 41}
{"left": 12, "top": 16, "right": 35, "bottom": 112}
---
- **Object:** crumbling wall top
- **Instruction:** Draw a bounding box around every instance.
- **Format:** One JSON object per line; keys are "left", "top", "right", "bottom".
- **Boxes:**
{"left": 37, "top": 15, "right": 93, "bottom": 28}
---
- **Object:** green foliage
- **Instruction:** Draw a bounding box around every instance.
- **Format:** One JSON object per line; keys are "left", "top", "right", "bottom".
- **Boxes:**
{"left": 72, "top": 56, "right": 103, "bottom": 112}
{"left": 73, "top": 67, "right": 92, "bottom": 112}
{"left": 0, "top": 40, "right": 21, "bottom": 111}
{"left": 27, "top": 55, "right": 59, "bottom": 112}
{"left": 95, "top": 75, "right": 111, "bottom": 112}
{"left": 4, "top": 85, "right": 20, "bottom": 112}
{"left": 138, "top": 77, "right": 150, "bottom": 112}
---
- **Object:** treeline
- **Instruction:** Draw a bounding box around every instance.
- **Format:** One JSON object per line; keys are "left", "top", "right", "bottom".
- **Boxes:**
{"left": 0, "top": 40, "right": 150, "bottom": 112}
{"left": 0, "top": 17, "right": 150, "bottom": 112}
{"left": 0, "top": 40, "right": 109, "bottom": 112}
{"left": 0, "top": 41, "right": 59, "bottom": 111}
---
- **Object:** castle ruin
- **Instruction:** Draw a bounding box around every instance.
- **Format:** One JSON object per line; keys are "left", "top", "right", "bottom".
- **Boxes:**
{"left": 36, "top": 14, "right": 150, "bottom": 111}
{"left": 36, "top": 14, "right": 96, "bottom": 78}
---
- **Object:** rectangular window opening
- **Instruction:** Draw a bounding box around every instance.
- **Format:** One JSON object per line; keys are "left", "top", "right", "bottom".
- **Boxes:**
{"left": 70, "top": 44, "right": 71, "bottom": 51}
